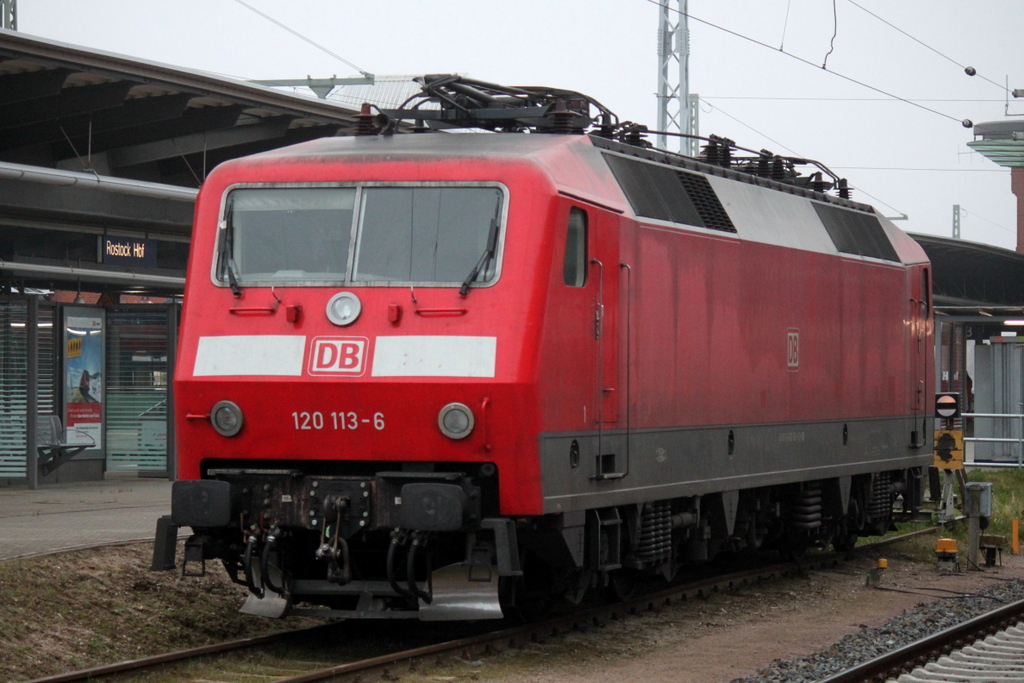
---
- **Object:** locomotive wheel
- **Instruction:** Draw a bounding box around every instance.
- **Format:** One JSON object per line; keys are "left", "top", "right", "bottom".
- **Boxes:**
{"left": 870, "top": 516, "right": 893, "bottom": 537}
{"left": 831, "top": 523, "right": 858, "bottom": 553}
{"left": 604, "top": 570, "right": 639, "bottom": 602}
{"left": 778, "top": 534, "right": 808, "bottom": 562}
{"left": 499, "top": 553, "right": 554, "bottom": 622}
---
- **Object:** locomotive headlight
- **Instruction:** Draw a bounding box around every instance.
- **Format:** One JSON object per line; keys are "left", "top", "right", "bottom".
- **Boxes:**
{"left": 211, "top": 400, "right": 244, "bottom": 437}
{"left": 438, "top": 403, "right": 474, "bottom": 439}
{"left": 326, "top": 291, "right": 362, "bottom": 326}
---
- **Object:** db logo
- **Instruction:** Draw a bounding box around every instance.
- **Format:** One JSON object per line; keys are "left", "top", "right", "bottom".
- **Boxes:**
{"left": 308, "top": 337, "right": 369, "bottom": 376}
{"left": 787, "top": 329, "right": 799, "bottom": 371}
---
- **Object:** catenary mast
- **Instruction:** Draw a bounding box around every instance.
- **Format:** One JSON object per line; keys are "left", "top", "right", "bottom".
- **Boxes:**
{"left": 1, "top": 0, "right": 16, "bottom": 30}
{"left": 657, "top": 0, "right": 697, "bottom": 155}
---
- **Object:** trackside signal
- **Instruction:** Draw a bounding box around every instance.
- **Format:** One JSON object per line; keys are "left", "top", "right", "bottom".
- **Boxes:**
{"left": 935, "top": 393, "right": 960, "bottom": 419}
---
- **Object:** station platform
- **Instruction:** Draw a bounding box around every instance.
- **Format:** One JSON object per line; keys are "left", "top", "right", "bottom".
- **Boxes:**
{"left": 0, "top": 475, "right": 171, "bottom": 561}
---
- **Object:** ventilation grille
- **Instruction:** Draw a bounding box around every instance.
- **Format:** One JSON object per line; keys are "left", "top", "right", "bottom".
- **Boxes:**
{"left": 812, "top": 202, "right": 900, "bottom": 262}
{"left": 604, "top": 154, "right": 736, "bottom": 233}
{"left": 676, "top": 172, "right": 735, "bottom": 233}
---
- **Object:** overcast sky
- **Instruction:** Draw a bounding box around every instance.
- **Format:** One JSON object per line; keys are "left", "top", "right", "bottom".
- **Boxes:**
{"left": 18, "top": 0, "right": 1023, "bottom": 249}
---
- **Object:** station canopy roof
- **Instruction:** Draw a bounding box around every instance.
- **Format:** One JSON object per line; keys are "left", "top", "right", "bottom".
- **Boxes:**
{"left": 0, "top": 28, "right": 363, "bottom": 295}
{"left": 911, "top": 233, "right": 1024, "bottom": 318}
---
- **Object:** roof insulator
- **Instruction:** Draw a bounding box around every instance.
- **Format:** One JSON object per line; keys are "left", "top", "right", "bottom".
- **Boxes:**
{"left": 354, "top": 102, "right": 379, "bottom": 136}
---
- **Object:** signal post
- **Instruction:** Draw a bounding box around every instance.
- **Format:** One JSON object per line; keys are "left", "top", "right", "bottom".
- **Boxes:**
{"left": 933, "top": 393, "right": 963, "bottom": 524}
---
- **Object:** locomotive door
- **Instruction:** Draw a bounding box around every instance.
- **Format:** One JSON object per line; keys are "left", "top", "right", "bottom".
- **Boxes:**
{"left": 590, "top": 209, "right": 623, "bottom": 477}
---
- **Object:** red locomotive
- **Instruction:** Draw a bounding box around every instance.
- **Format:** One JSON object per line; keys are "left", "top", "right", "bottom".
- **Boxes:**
{"left": 165, "top": 77, "right": 934, "bottom": 620}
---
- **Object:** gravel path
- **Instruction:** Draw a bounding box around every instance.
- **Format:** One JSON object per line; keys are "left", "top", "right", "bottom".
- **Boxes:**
{"left": 731, "top": 577, "right": 1024, "bottom": 683}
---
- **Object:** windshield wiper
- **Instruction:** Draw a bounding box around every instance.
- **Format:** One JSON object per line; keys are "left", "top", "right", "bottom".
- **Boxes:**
{"left": 218, "top": 218, "right": 243, "bottom": 299}
{"left": 460, "top": 218, "right": 499, "bottom": 298}
{"left": 226, "top": 258, "right": 242, "bottom": 298}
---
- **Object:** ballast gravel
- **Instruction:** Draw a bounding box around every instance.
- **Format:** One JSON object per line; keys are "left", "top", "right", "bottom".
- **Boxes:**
{"left": 729, "top": 578, "right": 1024, "bottom": 683}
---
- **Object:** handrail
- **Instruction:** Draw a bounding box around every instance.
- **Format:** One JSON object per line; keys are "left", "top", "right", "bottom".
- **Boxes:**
{"left": 963, "top": 412, "right": 1024, "bottom": 418}
{"left": 413, "top": 308, "right": 467, "bottom": 317}
{"left": 229, "top": 304, "right": 279, "bottom": 315}
{"left": 961, "top": 411, "right": 1024, "bottom": 467}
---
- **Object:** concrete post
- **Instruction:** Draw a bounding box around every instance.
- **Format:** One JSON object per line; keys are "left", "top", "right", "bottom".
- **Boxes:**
{"left": 26, "top": 296, "right": 38, "bottom": 490}
{"left": 967, "top": 505, "right": 981, "bottom": 570}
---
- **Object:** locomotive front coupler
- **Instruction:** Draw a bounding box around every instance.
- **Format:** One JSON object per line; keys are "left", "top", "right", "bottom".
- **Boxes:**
{"left": 316, "top": 495, "right": 352, "bottom": 584}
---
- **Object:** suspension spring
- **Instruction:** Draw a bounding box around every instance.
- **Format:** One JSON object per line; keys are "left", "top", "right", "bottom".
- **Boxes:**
{"left": 868, "top": 472, "right": 893, "bottom": 519}
{"left": 635, "top": 500, "right": 673, "bottom": 563}
{"left": 791, "top": 485, "right": 823, "bottom": 529}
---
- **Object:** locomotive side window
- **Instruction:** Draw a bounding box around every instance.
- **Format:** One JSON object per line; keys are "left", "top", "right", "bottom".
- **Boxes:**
{"left": 224, "top": 188, "right": 356, "bottom": 282}
{"left": 563, "top": 207, "right": 588, "bottom": 287}
{"left": 354, "top": 187, "right": 502, "bottom": 284}
{"left": 218, "top": 184, "right": 504, "bottom": 287}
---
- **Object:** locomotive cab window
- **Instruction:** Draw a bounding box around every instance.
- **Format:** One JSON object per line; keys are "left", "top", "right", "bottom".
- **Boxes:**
{"left": 217, "top": 184, "right": 505, "bottom": 288}
{"left": 563, "top": 207, "right": 588, "bottom": 287}
{"left": 354, "top": 187, "right": 502, "bottom": 283}
{"left": 221, "top": 188, "right": 356, "bottom": 282}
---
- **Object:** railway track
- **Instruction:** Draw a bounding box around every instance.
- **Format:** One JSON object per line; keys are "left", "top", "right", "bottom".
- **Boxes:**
{"left": 24, "top": 527, "right": 938, "bottom": 683}
{"left": 819, "top": 597, "right": 1024, "bottom": 683}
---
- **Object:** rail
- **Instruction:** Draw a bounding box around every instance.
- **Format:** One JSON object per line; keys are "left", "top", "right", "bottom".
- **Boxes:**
{"left": 962, "top": 411, "right": 1024, "bottom": 467}
{"left": 23, "top": 528, "right": 937, "bottom": 683}
{"left": 817, "top": 596, "right": 1024, "bottom": 683}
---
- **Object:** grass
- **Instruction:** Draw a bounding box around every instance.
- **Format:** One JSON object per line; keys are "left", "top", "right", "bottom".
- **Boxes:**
{"left": 964, "top": 467, "right": 1024, "bottom": 542}
{"left": 849, "top": 468, "right": 1024, "bottom": 561}
{"left": 0, "top": 544, "right": 321, "bottom": 682}
{"left": 909, "top": 467, "right": 1024, "bottom": 554}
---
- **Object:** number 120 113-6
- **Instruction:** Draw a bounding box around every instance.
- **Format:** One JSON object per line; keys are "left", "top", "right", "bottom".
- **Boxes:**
{"left": 292, "top": 411, "right": 384, "bottom": 430}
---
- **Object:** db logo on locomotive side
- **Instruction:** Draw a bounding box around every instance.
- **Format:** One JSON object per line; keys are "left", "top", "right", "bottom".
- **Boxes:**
{"left": 308, "top": 337, "right": 369, "bottom": 376}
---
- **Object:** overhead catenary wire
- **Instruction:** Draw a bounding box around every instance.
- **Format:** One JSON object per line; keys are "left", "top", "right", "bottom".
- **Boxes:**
{"left": 779, "top": 0, "right": 793, "bottom": 51}
{"left": 834, "top": 167, "right": 1007, "bottom": 172}
{"left": 701, "top": 101, "right": 803, "bottom": 158}
{"left": 704, "top": 97, "right": 1005, "bottom": 103}
{"left": 231, "top": 0, "right": 371, "bottom": 76}
{"left": 822, "top": 0, "right": 838, "bottom": 69}
{"left": 961, "top": 207, "right": 1016, "bottom": 235}
{"left": 845, "top": 0, "right": 1010, "bottom": 95}
{"left": 645, "top": 0, "right": 971, "bottom": 127}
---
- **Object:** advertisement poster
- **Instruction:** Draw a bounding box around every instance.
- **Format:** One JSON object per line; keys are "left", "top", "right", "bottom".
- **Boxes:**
{"left": 65, "top": 312, "right": 103, "bottom": 449}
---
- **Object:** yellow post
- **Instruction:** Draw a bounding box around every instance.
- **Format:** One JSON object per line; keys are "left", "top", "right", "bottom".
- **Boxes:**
{"left": 1013, "top": 519, "right": 1020, "bottom": 555}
